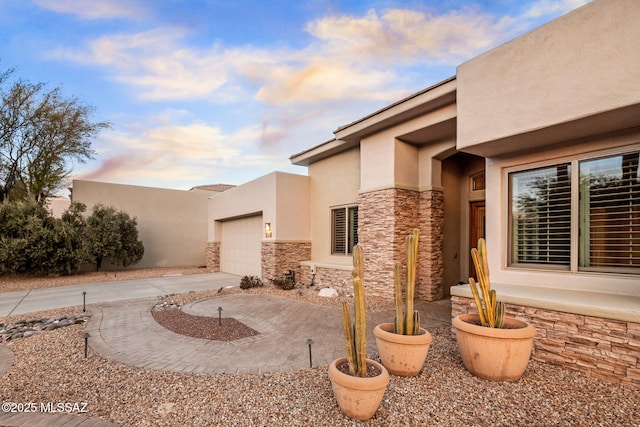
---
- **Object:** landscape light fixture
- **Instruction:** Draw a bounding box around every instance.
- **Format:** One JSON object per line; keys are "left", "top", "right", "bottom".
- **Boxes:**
{"left": 217, "top": 307, "right": 223, "bottom": 326}
{"left": 83, "top": 332, "right": 90, "bottom": 358}
{"left": 82, "top": 291, "right": 87, "bottom": 312}
{"left": 307, "top": 338, "right": 314, "bottom": 368}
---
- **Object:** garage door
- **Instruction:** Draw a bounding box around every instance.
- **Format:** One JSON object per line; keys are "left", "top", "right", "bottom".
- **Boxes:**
{"left": 220, "top": 215, "right": 263, "bottom": 277}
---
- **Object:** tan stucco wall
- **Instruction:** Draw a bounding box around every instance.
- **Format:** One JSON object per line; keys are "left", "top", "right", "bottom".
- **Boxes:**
{"left": 441, "top": 153, "right": 486, "bottom": 291}
{"left": 208, "top": 171, "right": 310, "bottom": 242}
{"left": 72, "top": 180, "right": 211, "bottom": 269}
{"left": 483, "top": 129, "right": 640, "bottom": 297}
{"left": 308, "top": 147, "right": 360, "bottom": 265}
{"left": 457, "top": 0, "right": 640, "bottom": 156}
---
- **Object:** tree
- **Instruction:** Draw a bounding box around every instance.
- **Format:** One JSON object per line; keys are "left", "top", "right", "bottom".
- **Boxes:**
{"left": 0, "top": 67, "right": 110, "bottom": 202}
{"left": 0, "top": 199, "right": 88, "bottom": 275}
{"left": 86, "top": 204, "right": 144, "bottom": 270}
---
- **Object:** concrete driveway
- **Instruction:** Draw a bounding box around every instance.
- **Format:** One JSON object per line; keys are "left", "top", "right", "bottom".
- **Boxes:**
{"left": 0, "top": 272, "right": 240, "bottom": 316}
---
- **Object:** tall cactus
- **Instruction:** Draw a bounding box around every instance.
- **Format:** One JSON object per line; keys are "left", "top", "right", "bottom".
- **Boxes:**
{"left": 469, "top": 238, "right": 505, "bottom": 328}
{"left": 342, "top": 243, "right": 368, "bottom": 376}
{"left": 393, "top": 228, "right": 421, "bottom": 335}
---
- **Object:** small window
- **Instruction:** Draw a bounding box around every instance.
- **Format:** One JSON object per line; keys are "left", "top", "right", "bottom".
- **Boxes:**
{"left": 471, "top": 172, "right": 486, "bottom": 191}
{"left": 332, "top": 206, "right": 358, "bottom": 255}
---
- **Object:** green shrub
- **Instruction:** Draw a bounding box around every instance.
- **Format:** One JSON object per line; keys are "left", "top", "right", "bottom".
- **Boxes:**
{"left": 0, "top": 200, "right": 88, "bottom": 275}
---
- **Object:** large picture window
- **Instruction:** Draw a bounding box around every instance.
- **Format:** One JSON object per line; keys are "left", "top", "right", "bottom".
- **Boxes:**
{"left": 332, "top": 205, "right": 358, "bottom": 255}
{"left": 509, "top": 150, "right": 639, "bottom": 274}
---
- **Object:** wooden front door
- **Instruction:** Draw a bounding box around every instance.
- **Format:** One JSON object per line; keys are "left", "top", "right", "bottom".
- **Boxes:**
{"left": 469, "top": 201, "right": 486, "bottom": 281}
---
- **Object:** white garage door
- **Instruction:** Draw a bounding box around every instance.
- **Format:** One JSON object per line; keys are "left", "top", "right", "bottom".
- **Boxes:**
{"left": 220, "top": 215, "right": 263, "bottom": 277}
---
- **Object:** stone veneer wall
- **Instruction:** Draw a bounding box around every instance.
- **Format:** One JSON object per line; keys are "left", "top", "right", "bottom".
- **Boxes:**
{"left": 418, "top": 190, "right": 445, "bottom": 301}
{"left": 206, "top": 242, "right": 220, "bottom": 272}
{"left": 451, "top": 296, "right": 640, "bottom": 387}
{"left": 261, "top": 241, "right": 311, "bottom": 282}
{"left": 357, "top": 188, "right": 444, "bottom": 301}
{"left": 299, "top": 265, "right": 353, "bottom": 291}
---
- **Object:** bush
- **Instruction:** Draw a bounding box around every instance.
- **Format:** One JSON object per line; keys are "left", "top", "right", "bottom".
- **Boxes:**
{"left": 0, "top": 200, "right": 87, "bottom": 275}
{"left": 85, "top": 204, "right": 144, "bottom": 270}
{"left": 240, "top": 275, "right": 263, "bottom": 289}
{"left": 271, "top": 275, "right": 295, "bottom": 291}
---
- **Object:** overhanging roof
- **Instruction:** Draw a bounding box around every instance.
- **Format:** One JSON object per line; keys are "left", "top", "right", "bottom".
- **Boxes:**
{"left": 290, "top": 76, "right": 456, "bottom": 167}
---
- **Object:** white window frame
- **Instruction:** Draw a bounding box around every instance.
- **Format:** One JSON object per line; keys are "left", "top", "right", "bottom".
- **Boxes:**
{"left": 505, "top": 145, "right": 639, "bottom": 276}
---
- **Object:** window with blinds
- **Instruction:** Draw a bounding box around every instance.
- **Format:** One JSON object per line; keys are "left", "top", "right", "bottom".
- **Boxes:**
{"left": 331, "top": 205, "right": 358, "bottom": 255}
{"left": 508, "top": 149, "right": 640, "bottom": 274}
{"left": 579, "top": 152, "right": 639, "bottom": 272}
{"left": 510, "top": 164, "right": 572, "bottom": 267}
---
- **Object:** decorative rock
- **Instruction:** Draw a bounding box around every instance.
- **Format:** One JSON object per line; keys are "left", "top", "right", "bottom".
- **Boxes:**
{"left": 0, "top": 315, "right": 90, "bottom": 342}
{"left": 318, "top": 288, "right": 339, "bottom": 298}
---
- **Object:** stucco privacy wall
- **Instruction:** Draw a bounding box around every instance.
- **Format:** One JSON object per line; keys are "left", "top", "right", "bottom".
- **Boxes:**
{"left": 457, "top": 0, "right": 640, "bottom": 157}
{"left": 72, "top": 180, "right": 211, "bottom": 269}
{"left": 207, "top": 171, "right": 311, "bottom": 280}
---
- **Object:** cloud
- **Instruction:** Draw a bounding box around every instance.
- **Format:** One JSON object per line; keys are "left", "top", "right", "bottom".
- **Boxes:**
{"left": 52, "top": 6, "right": 513, "bottom": 106}
{"left": 522, "top": 0, "right": 590, "bottom": 19}
{"left": 52, "top": 28, "right": 231, "bottom": 101}
{"left": 34, "top": 0, "right": 145, "bottom": 20}
{"left": 73, "top": 119, "right": 288, "bottom": 187}
{"left": 305, "top": 8, "right": 508, "bottom": 65}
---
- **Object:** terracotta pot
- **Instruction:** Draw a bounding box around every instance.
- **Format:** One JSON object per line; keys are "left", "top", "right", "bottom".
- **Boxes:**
{"left": 328, "top": 357, "right": 389, "bottom": 421}
{"left": 452, "top": 313, "right": 536, "bottom": 381}
{"left": 373, "top": 323, "right": 432, "bottom": 376}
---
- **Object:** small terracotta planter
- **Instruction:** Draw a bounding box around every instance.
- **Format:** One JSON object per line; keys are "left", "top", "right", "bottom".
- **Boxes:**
{"left": 373, "top": 323, "right": 432, "bottom": 376}
{"left": 328, "top": 357, "right": 389, "bottom": 421}
{"left": 453, "top": 313, "right": 536, "bottom": 381}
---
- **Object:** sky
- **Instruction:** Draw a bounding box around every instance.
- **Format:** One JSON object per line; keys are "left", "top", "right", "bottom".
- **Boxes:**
{"left": 0, "top": 0, "right": 590, "bottom": 194}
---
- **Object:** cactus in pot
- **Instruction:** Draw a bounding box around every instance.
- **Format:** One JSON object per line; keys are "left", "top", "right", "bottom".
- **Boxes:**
{"left": 341, "top": 243, "right": 367, "bottom": 376}
{"left": 469, "top": 238, "right": 505, "bottom": 328}
{"left": 329, "top": 243, "right": 389, "bottom": 421}
{"left": 394, "top": 228, "right": 421, "bottom": 335}
{"left": 373, "top": 228, "right": 432, "bottom": 377}
{"left": 453, "top": 238, "right": 536, "bottom": 381}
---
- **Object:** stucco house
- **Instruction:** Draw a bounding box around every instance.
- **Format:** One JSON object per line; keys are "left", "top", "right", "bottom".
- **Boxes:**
{"left": 207, "top": 0, "right": 639, "bottom": 385}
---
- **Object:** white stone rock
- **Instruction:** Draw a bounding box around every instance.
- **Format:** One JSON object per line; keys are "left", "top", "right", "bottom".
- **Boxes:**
{"left": 318, "top": 288, "right": 339, "bottom": 298}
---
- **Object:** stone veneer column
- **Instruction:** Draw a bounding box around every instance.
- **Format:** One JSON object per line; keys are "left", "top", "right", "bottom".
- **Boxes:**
{"left": 206, "top": 242, "right": 220, "bottom": 272}
{"left": 261, "top": 241, "right": 311, "bottom": 282}
{"left": 417, "top": 189, "right": 445, "bottom": 301}
{"left": 358, "top": 188, "right": 420, "bottom": 298}
{"left": 358, "top": 187, "right": 444, "bottom": 301}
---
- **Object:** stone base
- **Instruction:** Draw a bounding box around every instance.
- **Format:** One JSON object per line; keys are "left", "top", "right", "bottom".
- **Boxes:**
{"left": 261, "top": 241, "right": 311, "bottom": 282}
{"left": 299, "top": 264, "right": 353, "bottom": 293}
{"left": 206, "top": 242, "right": 220, "bottom": 272}
{"left": 451, "top": 296, "right": 640, "bottom": 387}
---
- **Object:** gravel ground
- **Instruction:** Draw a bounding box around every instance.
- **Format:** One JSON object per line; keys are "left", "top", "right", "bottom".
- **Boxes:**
{"left": 0, "top": 271, "right": 638, "bottom": 426}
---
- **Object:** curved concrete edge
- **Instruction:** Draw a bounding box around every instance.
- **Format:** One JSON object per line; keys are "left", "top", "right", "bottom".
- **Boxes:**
{"left": 0, "top": 412, "right": 120, "bottom": 426}
{"left": 0, "top": 343, "right": 14, "bottom": 377}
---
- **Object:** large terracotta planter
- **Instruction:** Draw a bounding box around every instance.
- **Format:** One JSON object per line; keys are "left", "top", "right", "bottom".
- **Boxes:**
{"left": 452, "top": 313, "right": 536, "bottom": 381}
{"left": 328, "top": 357, "right": 389, "bottom": 421}
{"left": 373, "top": 323, "right": 432, "bottom": 376}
